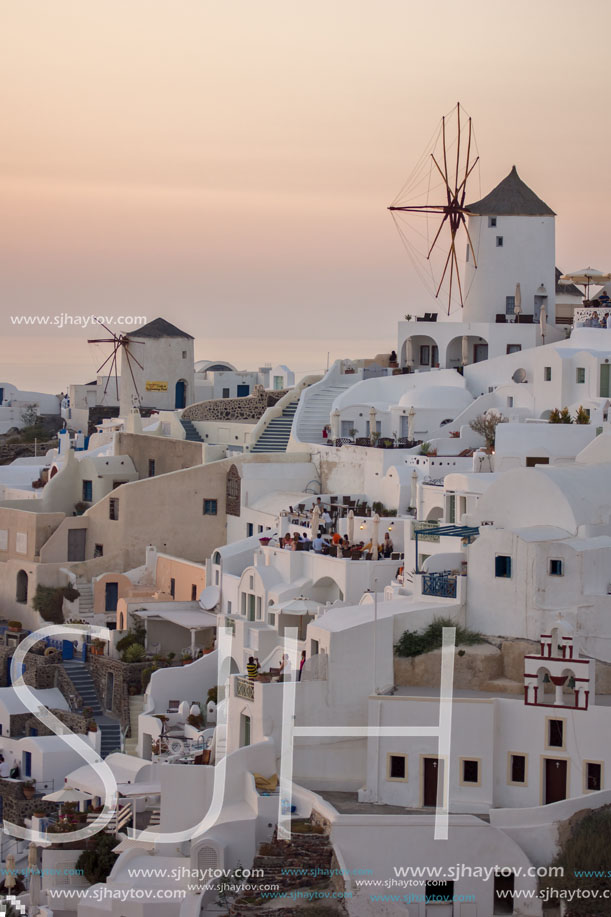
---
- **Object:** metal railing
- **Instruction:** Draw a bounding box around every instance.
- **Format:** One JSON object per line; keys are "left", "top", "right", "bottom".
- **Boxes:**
{"left": 235, "top": 677, "right": 255, "bottom": 701}
{"left": 411, "top": 520, "right": 440, "bottom": 543}
{"left": 421, "top": 572, "right": 457, "bottom": 598}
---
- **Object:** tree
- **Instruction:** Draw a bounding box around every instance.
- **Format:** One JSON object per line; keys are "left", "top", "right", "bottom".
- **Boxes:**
{"left": 469, "top": 411, "right": 508, "bottom": 450}
{"left": 76, "top": 832, "right": 118, "bottom": 884}
{"left": 574, "top": 405, "right": 591, "bottom": 424}
{"left": 540, "top": 807, "right": 611, "bottom": 914}
{"left": 20, "top": 403, "right": 39, "bottom": 427}
{"left": 549, "top": 407, "right": 573, "bottom": 424}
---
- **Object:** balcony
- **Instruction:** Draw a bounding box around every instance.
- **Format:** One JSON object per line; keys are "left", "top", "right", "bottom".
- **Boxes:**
{"left": 421, "top": 572, "right": 457, "bottom": 599}
{"left": 235, "top": 677, "right": 255, "bottom": 701}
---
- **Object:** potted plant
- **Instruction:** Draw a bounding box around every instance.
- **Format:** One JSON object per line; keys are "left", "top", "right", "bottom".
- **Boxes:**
{"left": 32, "top": 808, "right": 47, "bottom": 818}
{"left": 349, "top": 427, "right": 358, "bottom": 442}
{"left": 182, "top": 652, "right": 193, "bottom": 666}
{"left": 7, "top": 621, "right": 22, "bottom": 633}
{"left": 91, "top": 638, "right": 105, "bottom": 656}
{"left": 88, "top": 721, "right": 98, "bottom": 733}
{"left": 22, "top": 779, "right": 36, "bottom": 799}
{"left": 259, "top": 536, "right": 271, "bottom": 545}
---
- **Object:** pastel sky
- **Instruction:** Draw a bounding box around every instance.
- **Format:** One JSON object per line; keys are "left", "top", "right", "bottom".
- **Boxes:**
{"left": 1, "top": 0, "right": 610, "bottom": 393}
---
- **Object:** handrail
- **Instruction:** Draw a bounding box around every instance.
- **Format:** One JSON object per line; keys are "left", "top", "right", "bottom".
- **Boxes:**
{"left": 246, "top": 376, "right": 321, "bottom": 450}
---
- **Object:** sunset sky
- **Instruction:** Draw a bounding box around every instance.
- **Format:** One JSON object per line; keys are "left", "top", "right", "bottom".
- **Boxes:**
{"left": 1, "top": 0, "right": 610, "bottom": 393}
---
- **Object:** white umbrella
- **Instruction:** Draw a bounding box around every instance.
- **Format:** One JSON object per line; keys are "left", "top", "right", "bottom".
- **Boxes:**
{"left": 310, "top": 505, "right": 320, "bottom": 540}
{"left": 347, "top": 509, "right": 355, "bottom": 544}
{"left": 540, "top": 304, "right": 547, "bottom": 342}
{"left": 407, "top": 406, "right": 415, "bottom": 442}
{"left": 330, "top": 409, "right": 340, "bottom": 441}
{"left": 461, "top": 335, "right": 469, "bottom": 365}
{"left": 369, "top": 406, "right": 377, "bottom": 440}
{"left": 560, "top": 268, "right": 611, "bottom": 299}
{"left": 372, "top": 513, "right": 380, "bottom": 561}
{"left": 4, "top": 853, "right": 16, "bottom": 891}
{"left": 514, "top": 283, "right": 522, "bottom": 316}
{"left": 406, "top": 337, "right": 414, "bottom": 367}
{"left": 272, "top": 595, "right": 319, "bottom": 615}
{"left": 43, "top": 787, "right": 92, "bottom": 803}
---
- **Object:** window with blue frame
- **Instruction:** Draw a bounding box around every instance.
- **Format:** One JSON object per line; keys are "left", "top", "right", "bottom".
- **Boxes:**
{"left": 203, "top": 499, "right": 217, "bottom": 515}
{"left": 246, "top": 523, "right": 254, "bottom": 537}
{"left": 23, "top": 751, "right": 32, "bottom": 778}
{"left": 495, "top": 555, "right": 512, "bottom": 578}
{"left": 82, "top": 480, "right": 92, "bottom": 502}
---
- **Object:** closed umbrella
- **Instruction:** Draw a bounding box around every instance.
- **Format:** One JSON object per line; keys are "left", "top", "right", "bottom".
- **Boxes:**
{"left": 28, "top": 843, "right": 41, "bottom": 908}
{"left": 347, "top": 509, "right": 355, "bottom": 544}
{"left": 461, "top": 335, "right": 469, "bottom": 365}
{"left": 372, "top": 513, "right": 380, "bottom": 561}
{"left": 310, "top": 505, "right": 320, "bottom": 540}
{"left": 369, "top": 406, "right": 377, "bottom": 440}
{"left": 5, "top": 853, "right": 16, "bottom": 891}
{"left": 330, "top": 409, "right": 340, "bottom": 441}
{"left": 540, "top": 304, "right": 547, "bottom": 342}
{"left": 407, "top": 406, "right": 416, "bottom": 442}
{"left": 514, "top": 283, "right": 522, "bottom": 319}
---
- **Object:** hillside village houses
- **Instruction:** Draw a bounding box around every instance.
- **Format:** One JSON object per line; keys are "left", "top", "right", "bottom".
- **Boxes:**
{"left": 2, "top": 165, "right": 611, "bottom": 916}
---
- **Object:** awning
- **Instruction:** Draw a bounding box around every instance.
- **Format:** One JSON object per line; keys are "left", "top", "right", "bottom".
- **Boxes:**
{"left": 199, "top": 585, "right": 220, "bottom": 610}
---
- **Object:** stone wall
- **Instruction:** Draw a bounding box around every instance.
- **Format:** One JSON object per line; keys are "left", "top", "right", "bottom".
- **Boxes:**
{"left": 182, "top": 386, "right": 287, "bottom": 423}
{"left": 0, "top": 778, "right": 58, "bottom": 828}
{"left": 88, "top": 655, "right": 147, "bottom": 730}
{"left": 0, "top": 439, "right": 58, "bottom": 466}
{"left": 9, "top": 708, "right": 88, "bottom": 738}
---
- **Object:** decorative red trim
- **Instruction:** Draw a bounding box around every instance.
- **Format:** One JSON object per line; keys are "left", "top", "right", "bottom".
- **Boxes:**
{"left": 524, "top": 655, "right": 587, "bottom": 664}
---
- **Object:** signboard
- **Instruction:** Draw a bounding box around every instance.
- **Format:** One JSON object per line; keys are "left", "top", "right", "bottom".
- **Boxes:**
{"left": 145, "top": 381, "right": 168, "bottom": 392}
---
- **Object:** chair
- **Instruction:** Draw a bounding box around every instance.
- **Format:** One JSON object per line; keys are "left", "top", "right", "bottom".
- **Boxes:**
{"left": 365, "top": 552, "right": 373, "bottom": 560}
{"left": 329, "top": 496, "right": 338, "bottom": 505}
{"left": 496, "top": 314, "right": 506, "bottom": 323}
{"left": 167, "top": 700, "right": 180, "bottom": 714}
{"left": 328, "top": 545, "right": 338, "bottom": 558}
{"left": 351, "top": 550, "right": 362, "bottom": 560}
{"left": 391, "top": 552, "right": 400, "bottom": 560}
{"left": 342, "top": 496, "right": 351, "bottom": 506}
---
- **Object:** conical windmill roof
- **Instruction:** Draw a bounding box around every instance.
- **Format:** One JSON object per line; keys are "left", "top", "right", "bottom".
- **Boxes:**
{"left": 467, "top": 166, "right": 555, "bottom": 216}
{"left": 126, "top": 317, "right": 193, "bottom": 339}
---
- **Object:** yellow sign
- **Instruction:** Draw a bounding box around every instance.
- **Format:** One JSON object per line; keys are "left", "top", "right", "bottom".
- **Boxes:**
{"left": 145, "top": 381, "right": 168, "bottom": 392}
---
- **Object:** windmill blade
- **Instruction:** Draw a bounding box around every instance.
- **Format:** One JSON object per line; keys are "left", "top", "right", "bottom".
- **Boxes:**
{"left": 435, "top": 245, "right": 454, "bottom": 299}
{"left": 93, "top": 320, "right": 119, "bottom": 339}
{"left": 454, "top": 102, "right": 461, "bottom": 198}
{"left": 124, "top": 343, "right": 143, "bottom": 372}
{"left": 427, "top": 213, "right": 449, "bottom": 260}
{"left": 102, "top": 346, "right": 119, "bottom": 400}
{"left": 451, "top": 239, "right": 464, "bottom": 308}
{"left": 123, "top": 347, "right": 142, "bottom": 403}
{"left": 457, "top": 156, "right": 480, "bottom": 203}
{"left": 460, "top": 213, "right": 479, "bottom": 269}
{"left": 95, "top": 348, "right": 119, "bottom": 376}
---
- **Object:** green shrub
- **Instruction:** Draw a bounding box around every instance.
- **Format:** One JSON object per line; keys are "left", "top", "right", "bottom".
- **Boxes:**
{"left": 394, "top": 617, "right": 483, "bottom": 658}
{"left": 540, "top": 807, "right": 611, "bottom": 914}
{"left": 122, "top": 643, "right": 146, "bottom": 663}
{"left": 207, "top": 686, "right": 218, "bottom": 705}
{"left": 31, "top": 585, "right": 80, "bottom": 624}
{"left": 75, "top": 832, "right": 118, "bottom": 884}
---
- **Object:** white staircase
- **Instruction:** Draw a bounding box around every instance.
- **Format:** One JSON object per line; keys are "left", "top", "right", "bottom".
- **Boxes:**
{"left": 125, "top": 695, "right": 144, "bottom": 756}
{"left": 76, "top": 581, "right": 94, "bottom": 618}
{"left": 291, "top": 363, "right": 359, "bottom": 446}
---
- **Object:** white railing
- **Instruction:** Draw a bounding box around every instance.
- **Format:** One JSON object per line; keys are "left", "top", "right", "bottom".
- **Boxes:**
{"left": 574, "top": 307, "right": 611, "bottom": 327}
{"left": 235, "top": 677, "right": 255, "bottom": 701}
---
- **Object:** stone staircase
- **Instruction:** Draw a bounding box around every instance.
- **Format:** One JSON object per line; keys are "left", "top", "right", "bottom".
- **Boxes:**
{"left": 61, "top": 660, "right": 122, "bottom": 758}
{"left": 230, "top": 817, "right": 343, "bottom": 914}
{"left": 124, "top": 695, "right": 144, "bottom": 756}
{"left": 251, "top": 401, "right": 298, "bottom": 453}
{"left": 180, "top": 418, "right": 204, "bottom": 442}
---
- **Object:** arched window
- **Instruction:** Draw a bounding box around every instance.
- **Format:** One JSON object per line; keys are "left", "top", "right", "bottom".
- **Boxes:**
{"left": 16, "top": 570, "right": 28, "bottom": 604}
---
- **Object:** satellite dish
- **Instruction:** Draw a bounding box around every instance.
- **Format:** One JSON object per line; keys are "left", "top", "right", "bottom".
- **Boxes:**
{"left": 512, "top": 368, "right": 527, "bottom": 383}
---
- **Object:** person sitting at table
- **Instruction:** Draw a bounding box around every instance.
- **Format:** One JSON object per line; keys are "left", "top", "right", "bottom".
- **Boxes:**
{"left": 600, "top": 290, "right": 610, "bottom": 304}
{"left": 312, "top": 528, "right": 328, "bottom": 553}
{"left": 383, "top": 532, "right": 394, "bottom": 557}
{"left": 283, "top": 534, "right": 293, "bottom": 550}
{"left": 291, "top": 533, "right": 300, "bottom": 551}
{"left": 591, "top": 312, "right": 601, "bottom": 328}
{"left": 332, "top": 532, "right": 342, "bottom": 545}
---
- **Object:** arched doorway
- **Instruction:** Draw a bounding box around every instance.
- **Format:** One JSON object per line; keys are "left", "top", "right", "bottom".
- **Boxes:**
{"left": 16, "top": 570, "right": 28, "bottom": 604}
{"left": 401, "top": 335, "right": 439, "bottom": 370}
{"left": 175, "top": 379, "right": 187, "bottom": 409}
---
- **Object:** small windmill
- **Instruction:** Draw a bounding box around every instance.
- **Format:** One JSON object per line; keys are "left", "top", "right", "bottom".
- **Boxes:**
{"left": 88, "top": 322, "right": 144, "bottom": 406}
{"left": 389, "top": 102, "right": 480, "bottom": 313}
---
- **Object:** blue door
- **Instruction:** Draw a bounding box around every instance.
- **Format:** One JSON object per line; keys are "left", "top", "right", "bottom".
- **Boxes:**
{"left": 105, "top": 582, "right": 118, "bottom": 612}
{"left": 62, "top": 640, "right": 74, "bottom": 660}
{"left": 175, "top": 379, "right": 186, "bottom": 409}
{"left": 23, "top": 752, "right": 32, "bottom": 778}
{"left": 0, "top": 388, "right": 3, "bottom": 405}
{"left": 237, "top": 384, "right": 250, "bottom": 398}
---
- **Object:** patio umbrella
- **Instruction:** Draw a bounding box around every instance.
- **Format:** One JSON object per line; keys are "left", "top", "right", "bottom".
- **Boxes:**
{"left": 4, "top": 854, "right": 16, "bottom": 891}
{"left": 28, "top": 843, "right": 41, "bottom": 908}
{"left": 347, "top": 510, "right": 355, "bottom": 544}
{"left": 43, "top": 787, "right": 92, "bottom": 804}
{"left": 372, "top": 513, "right": 380, "bottom": 561}
{"left": 330, "top": 409, "right": 340, "bottom": 441}
{"left": 272, "top": 596, "right": 319, "bottom": 615}
{"left": 369, "top": 406, "right": 377, "bottom": 439}
{"left": 539, "top": 304, "right": 547, "bottom": 342}
{"left": 514, "top": 283, "right": 522, "bottom": 317}
{"left": 407, "top": 406, "right": 415, "bottom": 442}
{"left": 560, "top": 268, "right": 611, "bottom": 299}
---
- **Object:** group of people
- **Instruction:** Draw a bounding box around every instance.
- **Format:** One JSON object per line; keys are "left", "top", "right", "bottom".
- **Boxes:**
{"left": 579, "top": 309, "right": 611, "bottom": 329}
{"left": 280, "top": 529, "right": 394, "bottom": 558}
{"left": 246, "top": 651, "right": 307, "bottom": 683}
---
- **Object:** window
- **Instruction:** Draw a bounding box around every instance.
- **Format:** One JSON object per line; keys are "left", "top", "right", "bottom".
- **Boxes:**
{"left": 222, "top": 388, "right": 230, "bottom": 398}
{"left": 268, "top": 613, "right": 276, "bottom": 627}
{"left": 94, "top": 544, "right": 104, "bottom": 558}
{"left": 495, "top": 555, "right": 511, "bottom": 578}
{"left": 426, "top": 880, "right": 453, "bottom": 902}
{"left": 257, "top": 524, "right": 264, "bottom": 533}
{"left": 547, "top": 718, "right": 565, "bottom": 749}
{"left": 494, "top": 872, "right": 515, "bottom": 914}
{"left": 549, "top": 559, "right": 563, "bottom": 576}
{"left": 246, "top": 523, "right": 254, "bottom": 537}
{"left": 544, "top": 366, "right": 552, "bottom": 381}
{"left": 109, "top": 498, "right": 119, "bottom": 521}
{"left": 256, "top": 596, "right": 262, "bottom": 620}
{"left": 249, "top": 575, "right": 254, "bottom": 590}
{"left": 576, "top": 367, "right": 586, "bottom": 383}
{"left": 248, "top": 594, "right": 255, "bottom": 621}
{"left": 227, "top": 601, "right": 232, "bottom": 615}
{"left": 191, "top": 584, "right": 197, "bottom": 601}
{"left": 82, "top": 480, "right": 92, "bottom": 502}
{"left": 241, "top": 593, "right": 246, "bottom": 615}
{"left": 505, "top": 295, "right": 515, "bottom": 315}
{"left": 182, "top": 350, "right": 187, "bottom": 359}
{"left": 506, "top": 344, "right": 521, "bottom": 354}
{"left": 148, "top": 459, "right": 156, "bottom": 477}
{"left": 488, "top": 216, "right": 497, "bottom": 227}
{"left": 419, "top": 345, "right": 430, "bottom": 366}
{"left": 496, "top": 236, "right": 504, "bottom": 247}
{"left": 387, "top": 754, "right": 407, "bottom": 781}
{"left": 447, "top": 494, "right": 456, "bottom": 524}
{"left": 507, "top": 397, "right": 514, "bottom": 408}
{"left": 203, "top": 499, "right": 217, "bottom": 515}
{"left": 23, "top": 751, "right": 32, "bottom": 778}
{"left": 508, "top": 753, "right": 527, "bottom": 785}
{"left": 239, "top": 713, "right": 251, "bottom": 747}
{"left": 586, "top": 762, "right": 602, "bottom": 791}
{"left": 170, "top": 578, "right": 176, "bottom": 599}
{"left": 461, "top": 759, "right": 480, "bottom": 785}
